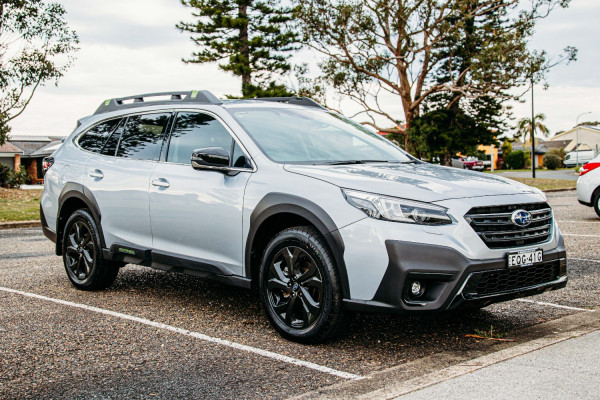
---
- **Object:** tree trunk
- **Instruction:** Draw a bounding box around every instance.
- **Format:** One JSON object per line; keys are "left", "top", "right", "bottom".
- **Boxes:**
{"left": 238, "top": 1, "right": 251, "bottom": 93}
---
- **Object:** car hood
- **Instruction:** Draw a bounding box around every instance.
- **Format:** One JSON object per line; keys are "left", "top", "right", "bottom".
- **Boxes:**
{"left": 283, "top": 162, "right": 538, "bottom": 203}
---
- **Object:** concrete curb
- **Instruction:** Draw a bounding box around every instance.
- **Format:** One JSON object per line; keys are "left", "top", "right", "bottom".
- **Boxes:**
{"left": 290, "top": 311, "right": 600, "bottom": 400}
{"left": 0, "top": 220, "right": 41, "bottom": 230}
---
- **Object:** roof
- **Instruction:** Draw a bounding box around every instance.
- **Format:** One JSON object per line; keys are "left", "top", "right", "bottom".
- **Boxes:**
{"left": 551, "top": 125, "right": 600, "bottom": 140}
{"left": 0, "top": 142, "right": 24, "bottom": 154}
{"left": 29, "top": 140, "right": 62, "bottom": 157}
{"left": 9, "top": 140, "right": 51, "bottom": 156}
{"left": 539, "top": 140, "right": 571, "bottom": 149}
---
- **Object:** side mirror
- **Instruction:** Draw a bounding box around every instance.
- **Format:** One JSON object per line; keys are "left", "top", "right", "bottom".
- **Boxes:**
{"left": 191, "top": 147, "right": 230, "bottom": 171}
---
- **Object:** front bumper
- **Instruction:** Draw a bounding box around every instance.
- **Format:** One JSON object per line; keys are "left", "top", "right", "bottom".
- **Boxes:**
{"left": 343, "top": 239, "right": 567, "bottom": 314}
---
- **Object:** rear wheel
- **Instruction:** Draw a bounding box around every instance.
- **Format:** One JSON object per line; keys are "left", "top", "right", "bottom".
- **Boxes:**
{"left": 594, "top": 191, "right": 600, "bottom": 217}
{"left": 259, "top": 226, "right": 346, "bottom": 343}
{"left": 62, "top": 209, "right": 119, "bottom": 290}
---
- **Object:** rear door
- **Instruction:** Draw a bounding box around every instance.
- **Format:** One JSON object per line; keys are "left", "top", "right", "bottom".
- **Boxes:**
{"left": 149, "top": 111, "right": 253, "bottom": 276}
{"left": 84, "top": 112, "right": 172, "bottom": 249}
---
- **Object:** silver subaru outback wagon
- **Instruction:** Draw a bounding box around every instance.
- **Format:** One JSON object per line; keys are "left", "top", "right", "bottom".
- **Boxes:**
{"left": 40, "top": 90, "right": 567, "bottom": 343}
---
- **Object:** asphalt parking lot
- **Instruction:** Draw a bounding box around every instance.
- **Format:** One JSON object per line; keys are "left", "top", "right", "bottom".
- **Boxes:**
{"left": 0, "top": 191, "right": 598, "bottom": 399}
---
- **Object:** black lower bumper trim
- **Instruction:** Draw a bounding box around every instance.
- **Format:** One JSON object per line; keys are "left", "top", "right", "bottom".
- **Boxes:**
{"left": 346, "top": 239, "right": 567, "bottom": 314}
{"left": 40, "top": 205, "right": 56, "bottom": 243}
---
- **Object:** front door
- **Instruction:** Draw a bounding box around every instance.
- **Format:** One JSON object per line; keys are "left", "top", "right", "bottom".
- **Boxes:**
{"left": 149, "top": 111, "right": 253, "bottom": 276}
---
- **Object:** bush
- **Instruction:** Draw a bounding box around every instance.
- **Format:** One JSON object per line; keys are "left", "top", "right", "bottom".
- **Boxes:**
{"left": 504, "top": 150, "right": 526, "bottom": 169}
{"left": 543, "top": 153, "right": 561, "bottom": 170}
{"left": 0, "top": 164, "right": 10, "bottom": 187}
{"left": 6, "top": 168, "right": 29, "bottom": 188}
{"left": 547, "top": 148, "right": 566, "bottom": 166}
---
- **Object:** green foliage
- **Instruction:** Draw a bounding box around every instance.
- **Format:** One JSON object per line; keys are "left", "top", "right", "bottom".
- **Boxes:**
{"left": 504, "top": 150, "right": 526, "bottom": 170}
{"left": 501, "top": 139, "right": 513, "bottom": 158}
{"left": 543, "top": 153, "right": 561, "bottom": 170}
{"left": 548, "top": 147, "right": 566, "bottom": 162}
{"left": 0, "top": 165, "right": 11, "bottom": 187}
{"left": 0, "top": 0, "right": 79, "bottom": 144}
{"left": 407, "top": 109, "right": 495, "bottom": 165}
{"left": 0, "top": 166, "right": 29, "bottom": 188}
{"left": 516, "top": 113, "right": 550, "bottom": 143}
{"left": 297, "top": 0, "right": 575, "bottom": 135}
{"left": 177, "top": 0, "right": 299, "bottom": 97}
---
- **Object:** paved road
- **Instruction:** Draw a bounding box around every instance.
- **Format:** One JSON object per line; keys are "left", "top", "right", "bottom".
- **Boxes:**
{"left": 494, "top": 169, "right": 580, "bottom": 180}
{"left": 0, "top": 191, "right": 598, "bottom": 399}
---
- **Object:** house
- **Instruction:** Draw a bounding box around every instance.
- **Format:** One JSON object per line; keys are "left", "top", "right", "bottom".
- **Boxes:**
{"left": 512, "top": 141, "right": 547, "bottom": 168}
{"left": 548, "top": 125, "right": 600, "bottom": 154}
{"left": 2, "top": 135, "right": 64, "bottom": 184}
{"left": 0, "top": 142, "right": 24, "bottom": 172}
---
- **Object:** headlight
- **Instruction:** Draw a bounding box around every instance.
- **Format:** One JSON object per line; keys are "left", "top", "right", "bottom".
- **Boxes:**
{"left": 342, "top": 189, "right": 452, "bottom": 225}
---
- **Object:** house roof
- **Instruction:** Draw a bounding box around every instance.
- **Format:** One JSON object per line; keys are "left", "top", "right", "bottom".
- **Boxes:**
{"left": 540, "top": 140, "right": 571, "bottom": 149}
{"left": 0, "top": 142, "right": 24, "bottom": 154}
{"left": 29, "top": 141, "right": 62, "bottom": 157}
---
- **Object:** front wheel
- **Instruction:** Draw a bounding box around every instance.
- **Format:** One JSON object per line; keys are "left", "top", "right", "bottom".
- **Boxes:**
{"left": 259, "top": 227, "right": 346, "bottom": 343}
{"left": 62, "top": 209, "right": 119, "bottom": 290}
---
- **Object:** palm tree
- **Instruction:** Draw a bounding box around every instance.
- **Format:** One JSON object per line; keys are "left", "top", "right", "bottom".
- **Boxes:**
{"left": 516, "top": 114, "right": 550, "bottom": 144}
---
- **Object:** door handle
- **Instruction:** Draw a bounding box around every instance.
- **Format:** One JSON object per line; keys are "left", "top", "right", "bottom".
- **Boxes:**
{"left": 151, "top": 178, "right": 170, "bottom": 188}
{"left": 89, "top": 169, "right": 104, "bottom": 179}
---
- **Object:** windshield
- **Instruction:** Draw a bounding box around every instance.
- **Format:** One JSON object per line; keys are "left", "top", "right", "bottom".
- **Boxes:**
{"left": 228, "top": 107, "right": 412, "bottom": 164}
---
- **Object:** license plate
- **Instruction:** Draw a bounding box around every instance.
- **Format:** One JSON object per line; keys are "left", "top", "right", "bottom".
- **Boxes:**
{"left": 507, "top": 249, "right": 543, "bottom": 268}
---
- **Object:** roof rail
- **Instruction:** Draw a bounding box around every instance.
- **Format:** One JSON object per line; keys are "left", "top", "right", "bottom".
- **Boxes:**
{"left": 93, "top": 90, "right": 222, "bottom": 115}
{"left": 252, "top": 97, "right": 327, "bottom": 110}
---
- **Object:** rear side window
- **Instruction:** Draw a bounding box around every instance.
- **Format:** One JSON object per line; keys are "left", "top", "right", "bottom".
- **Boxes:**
{"left": 167, "top": 112, "right": 234, "bottom": 164}
{"left": 78, "top": 119, "right": 121, "bottom": 153}
{"left": 117, "top": 113, "right": 171, "bottom": 160}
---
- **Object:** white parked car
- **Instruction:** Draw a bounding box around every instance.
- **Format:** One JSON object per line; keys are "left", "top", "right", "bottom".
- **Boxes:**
{"left": 577, "top": 153, "right": 600, "bottom": 217}
{"left": 564, "top": 150, "right": 595, "bottom": 168}
{"left": 40, "top": 90, "right": 567, "bottom": 342}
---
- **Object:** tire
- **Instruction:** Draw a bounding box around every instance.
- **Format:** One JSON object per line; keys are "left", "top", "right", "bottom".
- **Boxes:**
{"left": 62, "top": 209, "right": 119, "bottom": 290}
{"left": 259, "top": 226, "right": 347, "bottom": 343}
{"left": 594, "top": 191, "right": 600, "bottom": 218}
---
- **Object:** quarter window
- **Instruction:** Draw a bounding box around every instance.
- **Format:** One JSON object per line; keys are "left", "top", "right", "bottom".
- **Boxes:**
{"left": 167, "top": 112, "right": 234, "bottom": 165}
{"left": 78, "top": 119, "right": 121, "bottom": 153}
{"left": 116, "top": 113, "right": 171, "bottom": 160}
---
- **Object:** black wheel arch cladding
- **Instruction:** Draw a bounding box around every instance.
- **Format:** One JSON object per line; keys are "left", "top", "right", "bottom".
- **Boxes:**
{"left": 246, "top": 193, "right": 351, "bottom": 299}
{"left": 56, "top": 182, "right": 105, "bottom": 256}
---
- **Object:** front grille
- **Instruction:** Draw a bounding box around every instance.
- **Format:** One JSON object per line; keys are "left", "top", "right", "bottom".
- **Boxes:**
{"left": 465, "top": 202, "right": 553, "bottom": 249}
{"left": 464, "top": 261, "right": 561, "bottom": 298}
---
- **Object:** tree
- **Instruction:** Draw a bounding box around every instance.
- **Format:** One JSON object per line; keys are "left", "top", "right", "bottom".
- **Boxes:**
{"left": 516, "top": 113, "right": 549, "bottom": 143}
{"left": 0, "top": 0, "right": 79, "bottom": 144}
{"left": 297, "top": 0, "right": 573, "bottom": 146}
{"left": 177, "top": 0, "right": 299, "bottom": 97}
{"left": 407, "top": 108, "right": 495, "bottom": 164}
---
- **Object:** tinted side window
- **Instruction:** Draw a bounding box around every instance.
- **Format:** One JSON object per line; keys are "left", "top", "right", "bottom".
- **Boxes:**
{"left": 116, "top": 113, "right": 171, "bottom": 160}
{"left": 167, "top": 112, "right": 233, "bottom": 164}
{"left": 78, "top": 119, "right": 121, "bottom": 153}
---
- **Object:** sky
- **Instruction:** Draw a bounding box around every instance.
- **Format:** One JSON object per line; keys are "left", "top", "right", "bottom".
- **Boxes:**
{"left": 8, "top": 0, "right": 600, "bottom": 138}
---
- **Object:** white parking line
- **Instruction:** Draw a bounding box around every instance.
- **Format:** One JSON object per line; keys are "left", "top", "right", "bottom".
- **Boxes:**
{"left": 516, "top": 299, "right": 595, "bottom": 312}
{"left": 561, "top": 233, "right": 600, "bottom": 238}
{"left": 0, "top": 286, "right": 362, "bottom": 381}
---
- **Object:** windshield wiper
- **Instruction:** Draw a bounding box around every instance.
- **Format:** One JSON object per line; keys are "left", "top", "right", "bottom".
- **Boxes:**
{"left": 317, "top": 160, "right": 390, "bottom": 165}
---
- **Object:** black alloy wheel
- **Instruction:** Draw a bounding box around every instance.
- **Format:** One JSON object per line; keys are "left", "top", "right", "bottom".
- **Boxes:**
{"left": 65, "top": 220, "right": 95, "bottom": 283}
{"left": 259, "top": 226, "right": 346, "bottom": 343}
{"left": 62, "top": 209, "right": 120, "bottom": 290}
{"left": 266, "top": 246, "right": 324, "bottom": 329}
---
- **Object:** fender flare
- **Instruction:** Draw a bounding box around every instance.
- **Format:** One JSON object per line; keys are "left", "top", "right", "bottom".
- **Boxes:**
{"left": 56, "top": 183, "right": 105, "bottom": 255}
{"left": 246, "top": 193, "right": 351, "bottom": 298}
